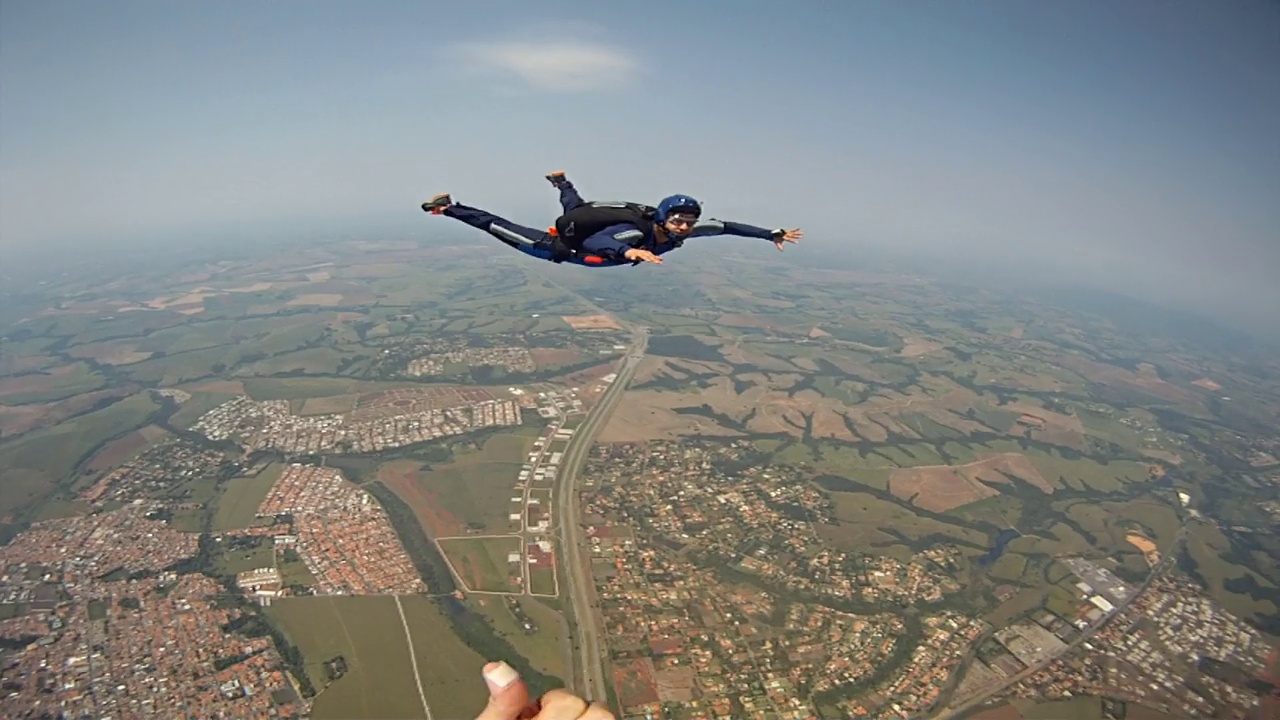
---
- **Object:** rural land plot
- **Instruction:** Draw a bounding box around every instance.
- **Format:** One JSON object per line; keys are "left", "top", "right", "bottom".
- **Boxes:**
{"left": 528, "top": 540, "right": 558, "bottom": 597}
{"left": 1022, "top": 447, "right": 1150, "bottom": 493}
{"left": 438, "top": 537, "right": 523, "bottom": 593}
{"left": 397, "top": 595, "right": 493, "bottom": 718}
{"left": 267, "top": 596, "right": 434, "bottom": 720}
{"left": 213, "top": 538, "right": 275, "bottom": 577}
{"left": 0, "top": 391, "right": 161, "bottom": 516}
{"left": 468, "top": 594, "right": 568, "bottom": 682}
{"left": 526, "top": 488, "right": 552, "bottom": 529}
{"left": 820, "top": 491, "right": 989, "bottom": 555}
{"left": 211, "top": 464, "right": 283, "bottom": 531}
{"left": 412, "top": 428, "right": 543, "bottom": 534}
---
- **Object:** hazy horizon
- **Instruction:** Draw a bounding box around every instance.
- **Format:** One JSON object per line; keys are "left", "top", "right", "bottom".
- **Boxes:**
{"left": 3, "top": 0, "right": 1278, "bottom": 337}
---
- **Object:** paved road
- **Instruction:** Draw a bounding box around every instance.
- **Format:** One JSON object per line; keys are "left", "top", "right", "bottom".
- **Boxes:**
{"left": 930, "top": 527, "right": 1188, "bottom": 719}
{"left": 554, "top": 326, "right": 648, "bottom": 705}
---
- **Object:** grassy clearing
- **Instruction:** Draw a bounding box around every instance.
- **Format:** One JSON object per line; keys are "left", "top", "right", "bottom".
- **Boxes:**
{"left": 1183, "top": 522, "right": 1280, "bottom": 624}
{"left": 418, "top": 427, "right": 542, "bottom": 534}
{"left": 0, "top": 391, "right": 160, "bottom": 516}
{"left": 81, "top": 425, "right": 168, "bottom": 475}
{"left": 268, "top": 595, "right": 488, "bottom": 720}
{"left": 0, "top": 362, "right": 106, "bottom": 405}
{"left": 1063, "top": 499, "right": 1181, "bottom": 556}
{"left": 278, "top": 554, "right": 317, "bottom": 588}
{"left": 469, "top": 595, "right": 566, "bottom": 681}
{"left": 297, "top": 394, "right": 359, "bottom": 416}
{"left": 988, "top": 553, "right": 1029, "bottom": 584}
{"left": 214, "top": 539, "right": 275, "bottom": 577}
{"left": 167, "top": 389, "right": 243, "bottom": 428}
{"left": 234, "top": 347, "right": 361, "bottom": 377}
{"left": 438, "top": 537, "right": 522, "bottom": 592}
{"left": 984, "top": 587, "right": 1048, "bottom": 628}
{"left": 1022, "top": 447, "right": 1149, "bottom": 492}
{"left": 169, "top": 508, "right": 205, "bottom": 532}
{"left": 823, "top": 492, "right": 989, "bottom": 549}
{"left": 530, "top": 566, "right": 557, "bottom": 596}
{"left": 241, "top": 377, "right": 405, "bottom": 401}
{"left": 211, "top": 464, "right": 283, "bottom": 531}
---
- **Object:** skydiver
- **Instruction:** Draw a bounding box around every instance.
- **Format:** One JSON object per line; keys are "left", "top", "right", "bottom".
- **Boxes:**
{"left": 421, "top": 171, "right": 803, "bottom": 267}
{"left": 476, "top": 661, "right": 612, "bottom": 720}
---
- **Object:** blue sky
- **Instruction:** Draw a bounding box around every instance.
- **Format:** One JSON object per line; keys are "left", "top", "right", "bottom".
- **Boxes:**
{"left": 2, "top": 0, "right": 1277, "bottom": 331}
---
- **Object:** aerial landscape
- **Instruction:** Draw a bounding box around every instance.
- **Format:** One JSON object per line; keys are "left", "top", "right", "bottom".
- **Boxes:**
{"left": 3, "top": 2, "right": 1279, "bottom": 720}
{"left": 0, "top": 234, "right": 1277, "bottom": 719}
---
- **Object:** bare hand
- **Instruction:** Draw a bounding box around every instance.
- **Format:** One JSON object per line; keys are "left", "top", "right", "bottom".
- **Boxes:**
{"left": 477, "top": 662, "right": 615, "bottom": 720}
{"left": 623, "top": 248, "right": 663, "bottom": 264}
{"left": 774, "top": 228, "right": 803, "bottom": 251}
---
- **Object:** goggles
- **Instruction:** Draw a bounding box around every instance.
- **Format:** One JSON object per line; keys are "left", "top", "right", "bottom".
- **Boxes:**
{"left": 665, "top": 214, "right": 698, "bottom": 227}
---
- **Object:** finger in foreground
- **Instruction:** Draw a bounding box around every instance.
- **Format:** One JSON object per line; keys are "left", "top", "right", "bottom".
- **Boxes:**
{"left": 475, "top": 661, "right": 531, "bottom": 720}
{"left": 533, "top": 689, "right": 615, "bottom": 720}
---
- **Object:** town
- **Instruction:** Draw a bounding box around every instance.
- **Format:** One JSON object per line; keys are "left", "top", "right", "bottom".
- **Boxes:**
{"left": 191, "top": 388, "right": 524, "bottom": 454}
{"left": 985, "top": 573, "right": 1276, "bottom": 718}
{"left": 405, "top": 344, "right": 536, "bottom": 377}
{"left": 578, "top": 440, "right": 982, "bottom": 719}
{"left": 239, "top": 463, "right": 426, "bottom": 597}
{"left": 0, "top": 506, "right": 307, "bottom": 719}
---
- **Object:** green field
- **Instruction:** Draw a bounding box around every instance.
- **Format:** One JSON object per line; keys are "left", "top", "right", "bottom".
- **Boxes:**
{"left": 234, "top": 346, "right": 363, "bottom": 377}
{"left": 216, "top": 535, "right": 276, "bottom": 573}
{"left": 1183, "top": 522, "right": 1280, "bottom": 626}
{"left": 823, "top": 492, "right": 989, "bottom": 550}
{"left": 267, "top": 595, "right": 490, "bottom": 720}
{"left": 984, "top": 587, "right": 1050, "bottom": 628}
{"left": 469, "top": 595, "right": 567, "bottom": 682}
{"left": 0, "top": 391, "right": 160, "bottom": 516}
{"left": 241, "top": 376, "right": 406, "bottom": 401}
{"left": 168, "top": 389, "right": 242, "bottom": 428}
{"left": 1063, "top": 498, "right": 1181, "bottom": 555}
{"left": 1023, "top": 448, "right": 1149, "bottom": 492}
{"left": 278, "top": 552, "right": 317, "bottom": 588}
{"left": 414, "top": 427, "right": 542, "bottom": 533}
{"left": 0, "top": 362, "right": 107, "bottom": 404}
{"left": 529, "top": 566, "right": 557, "bottom": 596}
{"left": 438, "top": 536, "right": 523, "bottom": 592}
{"left": 211, "top": 464, "right": 282, "bottom": 531}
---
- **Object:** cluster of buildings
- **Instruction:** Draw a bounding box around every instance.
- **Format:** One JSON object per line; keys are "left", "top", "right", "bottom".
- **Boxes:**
{"left": 995, "top": 574, "right": 1275, "bottom": 718}
{"left": 836, "top": 611, "right": 989, "bottom": 718}
{"left": 0, "top": 572, "right": 306, "bottom": 719}
{"left": 405, "top": 345, "right": 535, "bottom": 376}
{"left": 953, "top": 556, "right": 1139, "bottom": 705}
{"left": 578, "top": 440, "right": 985, "bottom": 718}
{"left": 191, "top": 393, "right": 523, "bottom": 454}
{"left": 0, "top": 504, "right": 199, "bottom": 585}
{"left": 247, "top": 463, "right": 425, "bottom": 597}
{"left": 81, "top": 438, "right": 234, "bottom": 505}
{"left": 585, "top": 441, "right": 963, "bottom": 609}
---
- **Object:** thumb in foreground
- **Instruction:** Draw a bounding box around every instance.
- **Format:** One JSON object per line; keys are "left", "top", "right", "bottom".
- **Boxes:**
{"left": 475, "top": 661, "right": 530, "bottom": 720}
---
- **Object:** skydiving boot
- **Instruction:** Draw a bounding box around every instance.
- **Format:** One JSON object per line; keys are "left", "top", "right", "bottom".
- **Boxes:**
{"left": 421, "top": 193, "right": 453, "bottom": 214}
{"left": 545, "top": 171, "right": 570, "bottom": 188}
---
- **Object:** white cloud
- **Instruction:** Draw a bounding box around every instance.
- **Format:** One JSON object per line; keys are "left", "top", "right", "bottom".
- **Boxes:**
{"left": 450, "top": 39, "right": 641, "bottom": 93}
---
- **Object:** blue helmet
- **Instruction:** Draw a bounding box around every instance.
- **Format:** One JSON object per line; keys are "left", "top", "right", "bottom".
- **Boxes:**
{"left": 656, "top": 194, "right": 702, "bottom": 223}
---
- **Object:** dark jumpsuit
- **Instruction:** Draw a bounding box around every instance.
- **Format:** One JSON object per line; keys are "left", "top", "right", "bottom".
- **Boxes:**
{"left": 441, "top": 180, "right": 781, "bottom": 267}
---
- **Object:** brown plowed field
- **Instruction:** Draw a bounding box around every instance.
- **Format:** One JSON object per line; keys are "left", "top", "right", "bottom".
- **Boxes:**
{"left": 889, "top": 453, "right": 1053, "bottom": 512}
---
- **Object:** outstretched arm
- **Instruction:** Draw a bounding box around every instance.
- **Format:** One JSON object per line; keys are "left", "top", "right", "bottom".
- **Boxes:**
{"left": 688, "top": 219, "right": 804, "bottom": 250}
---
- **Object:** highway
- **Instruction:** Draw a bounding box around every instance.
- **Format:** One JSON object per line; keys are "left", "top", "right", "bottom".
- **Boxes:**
{"left": 554, "top": 325, "right": 648, "bottom": 705}
{"left": 930, "top": 526, "right": 1188, "bottom": 719}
